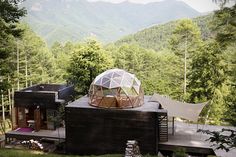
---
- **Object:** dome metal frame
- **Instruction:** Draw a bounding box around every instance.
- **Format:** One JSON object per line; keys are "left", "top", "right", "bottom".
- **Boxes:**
{"left": 88, "top": 69, "right": 144, "bottom": 108}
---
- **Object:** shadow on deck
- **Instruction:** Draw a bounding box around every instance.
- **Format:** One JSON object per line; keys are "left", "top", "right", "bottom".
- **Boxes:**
{"left": 5, "top": 127, "right": 65, "bottom": 144}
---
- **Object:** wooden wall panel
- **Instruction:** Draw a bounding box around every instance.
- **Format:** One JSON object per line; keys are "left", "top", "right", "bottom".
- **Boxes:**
{"left": 34, "top": 108, "right": 41, "bottom": 131}
{"left": 17, "top": 107, "right": 27, "bottom": 128}
{"left": 65, "top": 107, "right": 158, "bottom": 155}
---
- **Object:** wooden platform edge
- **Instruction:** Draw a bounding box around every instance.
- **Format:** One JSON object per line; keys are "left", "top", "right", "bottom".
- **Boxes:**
{"left": 158, "top": 143, "right": 216, "bottom": 155}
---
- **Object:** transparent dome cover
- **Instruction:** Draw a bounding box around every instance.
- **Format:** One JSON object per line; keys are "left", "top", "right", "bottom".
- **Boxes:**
{"left": 89, "top": 69, "right": 144, "bottom": 108}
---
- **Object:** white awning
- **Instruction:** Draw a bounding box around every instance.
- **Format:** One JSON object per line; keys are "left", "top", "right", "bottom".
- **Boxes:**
{"left": 149, "top": 93, "right": 207, "bottom": 122}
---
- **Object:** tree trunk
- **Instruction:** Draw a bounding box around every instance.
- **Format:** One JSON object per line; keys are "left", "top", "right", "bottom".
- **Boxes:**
{"left": 184, "top": 36, "right": 187, "bottom": 98}
{"left": 8, "top": 89, "right": 11, "bottom": 116}
{"left": 17, "top": 40, "right": 20, "bottom": 90}
{"left": 1, "top": 94, "right": 6, "bottom": 133}
{"left": 8, "top": 75, "right": 11, "bottom": 116}
{"left": 89, "top": 68, "right": 93, "bottom": 85}
{"left": 11, "top": 88, "right": 16, "bottom": 129}
{"left": 25, "top": 53, "right": 28, "bottom": 87}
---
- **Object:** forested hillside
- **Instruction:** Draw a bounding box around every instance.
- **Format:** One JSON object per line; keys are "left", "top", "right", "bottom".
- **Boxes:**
{"left": 21, "top": 0, "right": 200, "bottom": 45}
{"left": 115, "top": 14, "right": 213, "bottom": 51}
{"left": 0, "top": 0, "right": 235, "bottom": 135}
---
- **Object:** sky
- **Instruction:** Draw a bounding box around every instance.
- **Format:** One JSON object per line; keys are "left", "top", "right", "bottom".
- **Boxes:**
{"left": 87, "top": 0, "right": 234, "bottom": 13}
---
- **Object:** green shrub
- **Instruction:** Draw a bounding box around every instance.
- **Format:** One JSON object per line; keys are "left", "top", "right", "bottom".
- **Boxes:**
{"left": 173, "top": 147, "right": 187, "bottom": 157}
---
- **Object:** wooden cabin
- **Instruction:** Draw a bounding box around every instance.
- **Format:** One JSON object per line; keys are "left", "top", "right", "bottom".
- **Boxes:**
{"left": 65, "top": 96, "right": 168, "bottom": 155}
{"left": 13, "top": 84, "right": 74, "bottom": 131}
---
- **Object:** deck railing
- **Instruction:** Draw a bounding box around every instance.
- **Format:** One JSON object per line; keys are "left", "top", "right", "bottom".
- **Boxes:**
{"left": 158, "top": 112, "right": 168, "bottom": 142}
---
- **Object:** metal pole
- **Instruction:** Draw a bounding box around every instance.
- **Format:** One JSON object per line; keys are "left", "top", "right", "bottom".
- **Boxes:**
{"left": 172, "top": 117, "right": 175, "bottom": 135}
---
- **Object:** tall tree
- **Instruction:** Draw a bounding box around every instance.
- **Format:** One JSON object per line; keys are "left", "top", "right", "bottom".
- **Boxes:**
{"left": 212, "top": 4, "right": 236, "bottom": 125}
{"left": 115, "top": 44, "right": 144, "bottom": 73}
{"left": 0, "top": 0, "right": 26, "bottom": 131}
{"left": 225, "top": 45, "right": 236, "bottom": 126}
{"left": 67, "top": 39, "right": 113, "bottom": 95}
{"left": 213, "top": 4, "right": 236, "bottom": 48}
{"left": 0, "top": 0, "right": 26, "bottom": 93}
{"left": 188, "top": 41, "right": 228, "bottom": 124}
{"left": 51, "top": 41, "right": 79, "bottom": 83}
{"left": 169, "top": 19, "right": 202, "bottom": 100}
{"left": 15, "top": 24, "right": 55, "bottom": 87}
{"left": 111, "top": 44, "right": 183, "bottom": 98}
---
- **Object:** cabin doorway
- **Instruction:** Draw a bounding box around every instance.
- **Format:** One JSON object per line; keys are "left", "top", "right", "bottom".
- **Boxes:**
{"left": 17, "top": 106, "right": 49, "bottom": 131}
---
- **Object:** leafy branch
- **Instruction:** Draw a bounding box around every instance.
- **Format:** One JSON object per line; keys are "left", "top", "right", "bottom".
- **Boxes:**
{"left": 198, "top": 128, "right": 236, "bottom": 152}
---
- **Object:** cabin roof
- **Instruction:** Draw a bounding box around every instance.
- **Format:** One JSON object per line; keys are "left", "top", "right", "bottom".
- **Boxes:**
{"left": 20, "top": 84, "right": 68, "bottom": 93}
{"left": 14, "top": 84, "right": 74, "bottom": 109}
{"left": 67, "top": 95, "right": 166, "bottom": 113}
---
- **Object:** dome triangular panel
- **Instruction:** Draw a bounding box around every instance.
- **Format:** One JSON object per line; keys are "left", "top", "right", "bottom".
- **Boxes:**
{"left": 89, "top": 69, "right": 144, "bottom": 108}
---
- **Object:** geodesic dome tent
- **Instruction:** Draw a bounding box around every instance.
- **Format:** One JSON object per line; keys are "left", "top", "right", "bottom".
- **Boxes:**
{"left": 88, "top": 69, "right": 144, "bottom": 108}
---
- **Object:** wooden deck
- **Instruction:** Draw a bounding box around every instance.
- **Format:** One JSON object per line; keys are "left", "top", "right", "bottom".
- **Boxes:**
{"left": 5, "top": 127, "right": 65, "bottom": 144}
{"left": 159, "top": 121, "right": 236, "bottom": 157}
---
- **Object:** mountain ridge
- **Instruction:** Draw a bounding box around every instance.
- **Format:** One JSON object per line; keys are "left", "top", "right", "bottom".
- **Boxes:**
{"left": 115, "top": 14, "right": 213, "bottom": 51}
{"left": 22, "top": 0, "right": 201, "bottom": 45}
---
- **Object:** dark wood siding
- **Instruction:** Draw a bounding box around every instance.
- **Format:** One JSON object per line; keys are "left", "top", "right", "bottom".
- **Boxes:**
{"left": 14, "top": 92, "right": 56, "bottom": 109}
{"left": 65, "top": 107, "right": 158, "bottom": 155}
{"left": 58, "top": 85, "right": 74, "bottom": 101}
{"left": 14, "top": 84, "right": 74, "bottom": 109}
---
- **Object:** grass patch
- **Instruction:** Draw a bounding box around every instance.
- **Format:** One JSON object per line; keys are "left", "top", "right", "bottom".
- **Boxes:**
{"left": 0, "top": 149, "right": 159, "bottom": 157}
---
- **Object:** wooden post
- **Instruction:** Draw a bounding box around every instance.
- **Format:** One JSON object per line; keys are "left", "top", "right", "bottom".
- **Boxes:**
{"left": 34, "top": 107, "right": 41, "bottom": 132}
{"left": 155, "top": 113, "right": 158, "bottom": 154}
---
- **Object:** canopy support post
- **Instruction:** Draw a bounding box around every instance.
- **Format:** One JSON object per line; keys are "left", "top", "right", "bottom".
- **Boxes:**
{"left": 172, "top": 117, "right": 175, "bottom": 135}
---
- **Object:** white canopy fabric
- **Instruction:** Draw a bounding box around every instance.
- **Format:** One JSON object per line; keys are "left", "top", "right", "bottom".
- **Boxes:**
{"left": 149, "top": 93, "right": 207, "bottom": 122}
